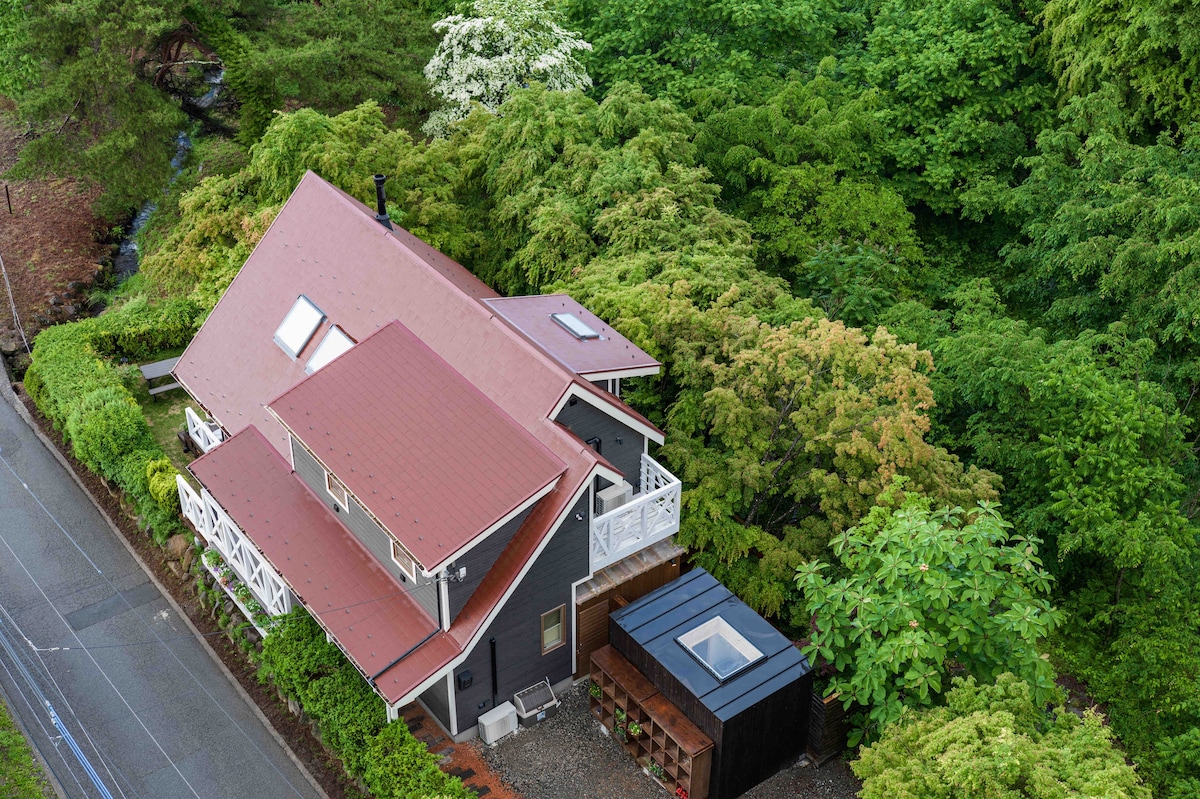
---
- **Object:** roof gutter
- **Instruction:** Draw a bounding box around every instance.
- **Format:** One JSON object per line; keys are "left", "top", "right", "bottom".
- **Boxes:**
{"left": 370, "top": 626, "right": 440, "bottom": 682}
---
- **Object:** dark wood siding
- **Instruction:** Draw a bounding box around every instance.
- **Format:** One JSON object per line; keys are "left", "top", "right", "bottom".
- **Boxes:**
{"left": 451, "top": 492, "right": 590, "bottom": 732}
{"left": 554, "top": 400, "right": 645, "bottom": 491}
{"left": 290, "top": 435, "right": 439, "bottom": 619}
{"left": 609, "top": 569, "right": 813, "bottom": 799}
{"left": 448, "top": 505, "right": 533, "bottom": 622}
{"left": 419, "top": 674, "right": 453, "bottom": 734}
{"left": 573, "top": 556, "right": 682, "bottom": 678}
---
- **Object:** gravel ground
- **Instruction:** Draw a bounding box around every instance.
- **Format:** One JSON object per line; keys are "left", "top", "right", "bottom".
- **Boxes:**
{"left": 481, "top": 683, "right": 862, "bottom": 799}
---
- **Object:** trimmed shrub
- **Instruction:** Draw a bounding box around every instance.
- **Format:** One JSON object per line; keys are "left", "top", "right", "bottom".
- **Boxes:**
{"left": 363, "top": 721, "right": 474, "bottom": 799}
{"left": 259, "top": 609, "right": 473, "bottom": 796}
{"left": 24, "top": 296, "right": 200, "bottom": 542}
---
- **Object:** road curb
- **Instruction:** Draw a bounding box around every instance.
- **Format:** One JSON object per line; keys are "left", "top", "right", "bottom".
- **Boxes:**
{"left": 1, "top": 378, "right": 332, "bottom": 799}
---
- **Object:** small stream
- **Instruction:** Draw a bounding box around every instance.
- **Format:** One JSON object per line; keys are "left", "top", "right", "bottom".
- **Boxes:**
{"left": 111, "top": 70, "right": 225, "bottom": 282}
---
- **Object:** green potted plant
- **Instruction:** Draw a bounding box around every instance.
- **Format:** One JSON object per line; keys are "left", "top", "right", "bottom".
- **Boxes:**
{"left": 649, "top": 762, "right": 665, "bottom": 780}
{"left": 627, "top": 720, "right": 643, "bottom": 737}
{"left": 589, "top": 680, "right": 602, "bottom": 699}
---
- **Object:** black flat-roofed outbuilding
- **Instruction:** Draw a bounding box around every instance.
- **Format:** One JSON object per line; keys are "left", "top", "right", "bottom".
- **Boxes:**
{"left": 610, "top": 568, "right": 813, "bottom": 799}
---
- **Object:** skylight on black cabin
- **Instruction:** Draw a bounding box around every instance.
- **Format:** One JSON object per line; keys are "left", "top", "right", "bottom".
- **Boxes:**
{"left": 275, "top": 295, "right": 325, "bottom": 358}
{"left": 676, "top": 616, "right": 765, "bottom": 682}
{"left": 550, "top": 312, "right": 601, "bottom": 340}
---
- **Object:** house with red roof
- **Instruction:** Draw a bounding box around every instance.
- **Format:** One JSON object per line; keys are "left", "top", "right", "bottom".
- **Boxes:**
{"left": 172, "top": 171, "right": 683, "bottom": 739}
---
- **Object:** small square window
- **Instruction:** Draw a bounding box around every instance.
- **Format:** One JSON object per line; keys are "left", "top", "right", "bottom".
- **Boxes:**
{"left": 326, "top": 471, "right": 348, "bottom": 506}
{"left": 541, "top": 605, "right": 565, "bottom": 654}
{"left": 391, "top": 539, "right": 417, "bottom": 581}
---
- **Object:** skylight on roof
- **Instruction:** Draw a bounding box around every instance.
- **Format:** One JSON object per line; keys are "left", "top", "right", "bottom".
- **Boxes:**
{"left": 275, "top": 295, "right": 325, "bottom": 358}
{"left": 677, "top": 616, "right": 765, "bottom": 682}
{"left": 550, "top": 312, "right": 601, "bottom": 340}
{"left": 305, "top": 326, "right": 355, "bottom": 373}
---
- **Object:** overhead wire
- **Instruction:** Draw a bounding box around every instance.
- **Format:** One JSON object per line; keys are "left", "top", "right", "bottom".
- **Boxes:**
{"left": 0, "top": 447, "right": 313, "bottom": 799}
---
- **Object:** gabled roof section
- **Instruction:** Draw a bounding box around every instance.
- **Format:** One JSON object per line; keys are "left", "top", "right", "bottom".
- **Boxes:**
{"left": 484, "top": 295, "right": 660, "bottom": 380}
{"left": 189, "top": 426, "right": 459, "bottom": 701}
{"left": 269, "top": 321, "right": 564, "bottom": 571}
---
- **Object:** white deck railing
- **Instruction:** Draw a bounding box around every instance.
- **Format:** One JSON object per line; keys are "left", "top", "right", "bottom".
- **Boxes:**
{"left": 185, "top": 407, "right": 225, "bottom": 453}
{"left": 590, "top": 454, "right": 681, "bottom": 572}
{"left": 177, "top": 475, "right": 293, "bottom": 617}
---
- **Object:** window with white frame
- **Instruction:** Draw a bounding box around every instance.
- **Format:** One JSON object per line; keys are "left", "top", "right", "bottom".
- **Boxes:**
{"left": 541, "top": 605, "right": 565, "bottom": 654}
{"left": 391, "top": 539, "right": 418, "bottom": 581}
{"left": 274, "top": 295, "right": 325, "bottom": 358}
{"left": 326, "top": 471, "right": 348, "bottom": 507}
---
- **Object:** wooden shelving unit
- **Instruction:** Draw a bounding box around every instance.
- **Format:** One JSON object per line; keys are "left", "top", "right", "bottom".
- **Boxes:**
{"left": 590, "top": 645, "right": 713, "bottom": 799}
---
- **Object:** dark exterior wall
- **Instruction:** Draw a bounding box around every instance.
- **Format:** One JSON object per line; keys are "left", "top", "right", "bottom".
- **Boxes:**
{"left": 448, "top": 506, "right": 533, "bottom": 622}
{"left": 554, "top": 399, "right": 645, "bottom": 491}
{"left": 290, "top": 435, "right": 439, "bottom": 619}
{"left": 712, "top": 670, "right": 811, "bottom": 799}
{"left": 451, "top": 492, "right": 590, "bottom": 733}
{"left": 419, "top": 674, "right": 453, "bottom": 734}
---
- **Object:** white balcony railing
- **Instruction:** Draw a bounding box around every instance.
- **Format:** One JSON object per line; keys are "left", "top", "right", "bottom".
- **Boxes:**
{"left": 590, "top": 454, "right": 681, "bottom": 572}
{"left": 185, "top": 407, "right": 225, "bottom": 453}
{"left": 177, "top": 475, "right": 293, "bottom": 617}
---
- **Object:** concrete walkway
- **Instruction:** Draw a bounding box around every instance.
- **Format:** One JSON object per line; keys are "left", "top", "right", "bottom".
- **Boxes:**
{"left": 0, "top": 381, "right": 326, "bottom": 799}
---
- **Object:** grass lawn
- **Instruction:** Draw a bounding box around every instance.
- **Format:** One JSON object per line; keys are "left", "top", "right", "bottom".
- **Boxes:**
{"left": 0, "top": 697, "right": 55, "bottom": 799}
{"left": 127, "top": 347, "right": 195, "bottom": 480}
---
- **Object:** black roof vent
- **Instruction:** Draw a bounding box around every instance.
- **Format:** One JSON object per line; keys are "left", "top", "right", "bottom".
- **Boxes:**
{"left": 373, "top": 174, "right": 393, "bottom": 230}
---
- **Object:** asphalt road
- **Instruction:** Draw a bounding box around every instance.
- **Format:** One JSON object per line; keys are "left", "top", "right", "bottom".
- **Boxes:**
{"left": 0, "top": 385, "right": 325, "bottom": 799}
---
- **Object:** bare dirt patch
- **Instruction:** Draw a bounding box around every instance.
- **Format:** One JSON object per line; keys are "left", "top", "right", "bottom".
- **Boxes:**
{"left": 0, "top": 105, "right": 110, "bottom": 354}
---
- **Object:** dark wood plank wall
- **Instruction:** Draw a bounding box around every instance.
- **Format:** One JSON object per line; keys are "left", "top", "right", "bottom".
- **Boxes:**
{"left": 554, "top": 399, "right": 646, "bottom": 492}
{"left": 448, "top": 506, "right": 533, "bottom": 622}
{"left": 709, "top": 671, "right": 811, "bottom": 799}
{"left": 290, "top": 435, "right": 439, "bottom": 619}
{"left": 573, "top": 557, "right": 683, "bottom": 678}
{"left": 806, "top": 691, "right": 849, "bottom": 766}
{"left": 450, "top": 492, "right": 591, "bottom": 732}
{"left": 419, "top": 673, "right": 452, "bottom": 733}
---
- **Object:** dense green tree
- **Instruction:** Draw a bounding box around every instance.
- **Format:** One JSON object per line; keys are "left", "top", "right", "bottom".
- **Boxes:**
{"left": 857, "top": 0, "right": 1053, "bottom": 213}
{"left": 2, "top": 0, "right": 189, "bottom": 216}
{"left": 1041, "top": 0, "right": 1200, "bottom": 129}
{"left": 694, "top": 66, "right": 925, "bottom": 298}
{"left": 933, "top": 281, "right": 1195, "bottom": 580}
{"left": 853, "top": 673, "right": 1150, "bottom": 798}
{"left": 798, "top": 493, "right": 1060, "bottom": 741}
{"left": 993, "top": 90, "right": 1200, "bottom": 360}
{"left": 663, "top": 308, "right": 997, "bottom": 626}
{"left": 560, "top": 0, "right": 843, "bottom": 99}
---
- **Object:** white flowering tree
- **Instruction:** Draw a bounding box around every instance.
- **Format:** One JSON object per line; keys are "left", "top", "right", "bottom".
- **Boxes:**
{"left": 422, "top": 0, "right": 593, "bottom": 136}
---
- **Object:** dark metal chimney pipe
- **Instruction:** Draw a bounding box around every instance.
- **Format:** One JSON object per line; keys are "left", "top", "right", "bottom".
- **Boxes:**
{"left": 373, "top": 174, "right": 393, "bottom": 230}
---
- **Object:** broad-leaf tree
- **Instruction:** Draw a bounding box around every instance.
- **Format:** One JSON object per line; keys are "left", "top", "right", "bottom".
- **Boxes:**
{"left": 422, "top": 0, "right": 593, "bottom": 136}
{"left": 797, "top": 491, "right": 1061, "bottom": 742}
{"left": 857, "top": 0, "right": 1053, "bottom": 213}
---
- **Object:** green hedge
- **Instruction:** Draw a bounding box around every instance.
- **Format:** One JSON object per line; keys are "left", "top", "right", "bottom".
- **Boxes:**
{"left": 24, "top": 295, "right": 202, "bottom": 543}
{"left": 258, "top": 610, "right": 474, "bottom": 799}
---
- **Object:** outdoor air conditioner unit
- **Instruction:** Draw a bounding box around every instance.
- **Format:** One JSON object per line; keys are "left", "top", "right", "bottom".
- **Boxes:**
{"left": 478, "top": 701, "right": 518, "bottom": 745}
{"left": 596, "top": 481, "right": 634, "bottom": 515}
{"left": 513, "top": 679, "right": 560, "bottom": 727}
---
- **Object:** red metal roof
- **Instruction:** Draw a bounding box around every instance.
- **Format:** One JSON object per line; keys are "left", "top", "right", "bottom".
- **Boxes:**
{"left": 174, "top": 171, "right": 663, "bottom": 702}
{"left": 484, "top": 295, "right": 660, "bottom": 378}
{"left": 269, "top": 321, "right": 564, "bottom": 571}
{"left": 189, "top": 426, "right": 460, "bottom": 701}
